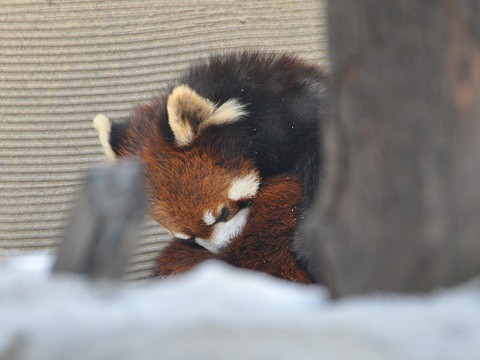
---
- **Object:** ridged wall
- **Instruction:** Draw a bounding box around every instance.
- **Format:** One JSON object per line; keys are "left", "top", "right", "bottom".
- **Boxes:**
{"left": 0, "top": 0, "right": 328, "bottom": 280}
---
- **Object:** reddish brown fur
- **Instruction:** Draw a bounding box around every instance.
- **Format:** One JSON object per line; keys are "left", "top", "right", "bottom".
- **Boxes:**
{"left": 116, "top": 105, "right": 311, "bottom": 283}
{"left": 101, "top": 52, "right": 327, "bottom": 282}
{"left": 156, "top": 241, "right": 215, "bottom": 275}
{"left": 114, "top": 102, "right": 258, "bottom": 239}
{"left": 156, "top": 175, "right": 312, "bottom": 284}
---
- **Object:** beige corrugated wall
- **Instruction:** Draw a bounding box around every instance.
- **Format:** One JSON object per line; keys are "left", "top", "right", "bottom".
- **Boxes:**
{"left": 0, "top": 0, "right": 328, "bottom": 280}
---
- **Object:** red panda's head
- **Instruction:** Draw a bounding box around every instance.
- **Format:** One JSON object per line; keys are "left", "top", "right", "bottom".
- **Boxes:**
{"left": 93, "top": 85, "right": 259, "bottom": 253}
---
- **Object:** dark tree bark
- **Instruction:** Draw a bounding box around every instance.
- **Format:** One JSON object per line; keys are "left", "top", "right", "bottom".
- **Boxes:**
{"left": 307, "top": 0, "right": 480, "bottom": 296}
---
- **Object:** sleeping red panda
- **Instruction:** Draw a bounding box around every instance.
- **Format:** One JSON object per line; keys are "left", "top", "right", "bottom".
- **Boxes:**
{"left": 93, "top": 52, "right": 327, "bottom": 282}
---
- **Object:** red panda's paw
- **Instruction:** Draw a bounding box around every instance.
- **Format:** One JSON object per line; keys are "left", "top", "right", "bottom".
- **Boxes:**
{"left": 155, "top": 240, "right": 217, "bottom": 277}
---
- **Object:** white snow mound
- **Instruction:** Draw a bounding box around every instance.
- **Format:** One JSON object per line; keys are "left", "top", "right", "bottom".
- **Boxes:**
{"left": 0, "top": 254, "right": 479, "bottom": 360}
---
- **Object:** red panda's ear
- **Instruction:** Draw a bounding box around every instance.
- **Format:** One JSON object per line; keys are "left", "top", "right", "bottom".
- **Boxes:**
{"left": 93, "top": 114, "right": 116, "bottom": 160}
{"left": 93, "top": 114, "right": 130, "bottom": 160}
{"left": 167, "top": 85, "right": 247, "bottom": 146}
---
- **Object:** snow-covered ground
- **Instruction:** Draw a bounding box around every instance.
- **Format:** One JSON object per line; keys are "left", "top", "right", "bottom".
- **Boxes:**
{"left": 0, "top": 254, "right": 479, "bottom": 360}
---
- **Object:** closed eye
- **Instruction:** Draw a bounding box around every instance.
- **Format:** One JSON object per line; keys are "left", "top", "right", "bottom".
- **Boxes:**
{"left": 216, "top": 207, "right": 231, "bottom": 223}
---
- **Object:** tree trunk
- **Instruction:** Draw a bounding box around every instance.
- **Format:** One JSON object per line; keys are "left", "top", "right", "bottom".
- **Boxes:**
{"left": 308, "top": 0, "right": 480, "bottom": 296}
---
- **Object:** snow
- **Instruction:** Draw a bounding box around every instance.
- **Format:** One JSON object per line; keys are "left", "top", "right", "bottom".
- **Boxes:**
{"left": 0, "top": 254, "right": 479, "bottom": 360}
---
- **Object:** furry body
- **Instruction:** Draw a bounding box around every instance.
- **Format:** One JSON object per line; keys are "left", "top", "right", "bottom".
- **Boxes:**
{"left": 177, "top": 52, "right": 327, "bottom": 205}
{"left": 93, "top": 52, "right": 327, "bottom": 281}
{"left": 175, "top": 52, "right": 328, "bottom": 276}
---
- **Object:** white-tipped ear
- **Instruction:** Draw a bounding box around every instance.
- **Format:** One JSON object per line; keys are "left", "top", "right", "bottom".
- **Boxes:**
{"left": 93, "top": 114, "right": 116, "bottom": 160}
{"left": 228, "top": 172, "right": 260, "bottom": 201}
{"left": 167, "top": 85, "right": 216, "bottom": 146}
{"left": 167, "top": 85, "right": 248, "bottom": 147}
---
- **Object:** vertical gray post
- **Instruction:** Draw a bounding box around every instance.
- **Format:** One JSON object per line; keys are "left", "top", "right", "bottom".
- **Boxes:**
{"left": 53, "top": 159, "right": 146, "bottom": 280}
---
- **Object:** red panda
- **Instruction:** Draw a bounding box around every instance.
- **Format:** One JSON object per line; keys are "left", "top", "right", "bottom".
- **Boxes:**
{"left": 93, "top": 52, "right": 327, "bottom": 282}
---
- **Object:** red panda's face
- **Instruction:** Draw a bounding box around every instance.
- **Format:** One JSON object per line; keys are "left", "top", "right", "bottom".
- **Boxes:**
{"left": 144, "top": 143, "right": 259, "bottom": 253}
{"left": 93, "top": 85, "right": 258, "bottom": 253}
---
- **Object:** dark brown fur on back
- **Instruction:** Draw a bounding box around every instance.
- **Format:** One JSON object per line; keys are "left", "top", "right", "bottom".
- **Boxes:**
{"left": 156, "top": 175, "right": 312, "bottom": 284}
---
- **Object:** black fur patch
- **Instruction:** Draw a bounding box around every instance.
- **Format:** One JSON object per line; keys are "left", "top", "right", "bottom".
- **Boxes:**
{"left": 109, "top": 119, "right": 129, "bottom": 157}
